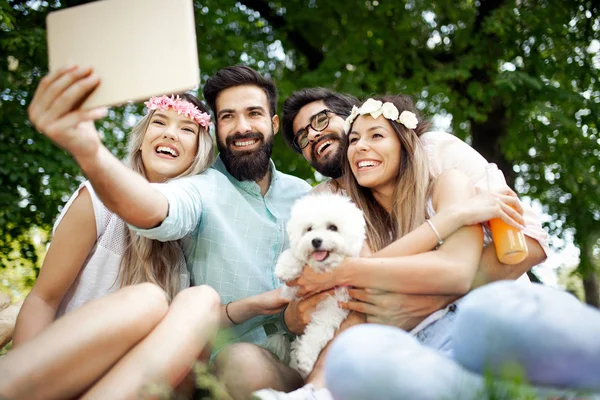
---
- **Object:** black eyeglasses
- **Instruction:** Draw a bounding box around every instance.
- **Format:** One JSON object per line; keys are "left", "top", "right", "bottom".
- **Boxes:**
{"left": 293, "top": 109, "right": 334, "bottom": 150}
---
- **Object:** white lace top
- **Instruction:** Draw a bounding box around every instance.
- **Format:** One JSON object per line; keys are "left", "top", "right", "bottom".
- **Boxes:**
{"left": 55, "top": 181, "right": 189, "bottom": 317}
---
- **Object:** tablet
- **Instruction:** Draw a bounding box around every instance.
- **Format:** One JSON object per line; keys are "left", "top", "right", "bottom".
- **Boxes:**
{"left": 46, "top": 0, "right": 199, "bottom": 109}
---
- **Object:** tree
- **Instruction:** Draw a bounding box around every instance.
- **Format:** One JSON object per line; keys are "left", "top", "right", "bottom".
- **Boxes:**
{"left": 224, "top": 0, "right": 600, "bottom": 305}
{"left": 1, "top": 0, "right": 599, "bottom": 305}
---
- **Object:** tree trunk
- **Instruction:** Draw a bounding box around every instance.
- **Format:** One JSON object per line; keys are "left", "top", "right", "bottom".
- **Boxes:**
{"left": 583, "top": 274, "right": 600, "bottom": 308}
{"left": 575, "top": 229, "right": 600, "bottom": 308}
{"left": 470, "top": 102, "right": 516, "bottom": 187}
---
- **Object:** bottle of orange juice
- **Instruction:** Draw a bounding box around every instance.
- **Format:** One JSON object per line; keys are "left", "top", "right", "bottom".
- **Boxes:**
{"left": 486, "top": 163, "right": 528, "bottom": 264}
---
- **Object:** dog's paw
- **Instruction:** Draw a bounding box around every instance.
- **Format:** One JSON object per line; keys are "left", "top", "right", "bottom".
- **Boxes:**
{"left": 275, "top": 250, "right": 304, "bottom": 281}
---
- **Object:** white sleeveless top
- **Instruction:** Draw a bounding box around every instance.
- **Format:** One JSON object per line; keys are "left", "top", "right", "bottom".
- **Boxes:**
{"left": 55, "top": 181, "right": 189, "bottom": 318}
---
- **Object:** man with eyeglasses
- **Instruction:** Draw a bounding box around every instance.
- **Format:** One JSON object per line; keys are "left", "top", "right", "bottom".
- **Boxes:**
{"left": 281, "top": 89, "right": 358, "bottom": 196}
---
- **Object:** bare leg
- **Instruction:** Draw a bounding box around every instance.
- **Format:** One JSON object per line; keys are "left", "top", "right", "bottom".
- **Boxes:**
{"left": 213, "top": 342, "right": 303, "bottom": 400}
{"left": 0, "top": 283, "right": 169, "bottom": 400}
{"left": 82, "top": 285, "right": 221, "bottom": 399}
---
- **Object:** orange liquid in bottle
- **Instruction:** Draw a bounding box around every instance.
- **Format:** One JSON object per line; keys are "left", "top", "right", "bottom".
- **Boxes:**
{"left": 486, "top": 164, "right": 528, "bottom": 265}
{"left": 489, "top": 215, "right": 528, "bottom": 264}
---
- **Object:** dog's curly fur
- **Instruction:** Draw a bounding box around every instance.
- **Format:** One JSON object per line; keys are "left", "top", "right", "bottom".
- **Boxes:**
{"left": 275, "top": 193, "right": 365, "bottom": 378}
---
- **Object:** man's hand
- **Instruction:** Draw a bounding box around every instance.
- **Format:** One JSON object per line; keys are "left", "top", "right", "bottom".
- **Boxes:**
{"left": 28, "top": 65, "right": 108, "bottom": 160}
{"left": 283, "top": 290, "right": 336, "bottom": 335}
{"left": 341, "top": 289, "right": 458, "bottom": 331}
{"left": 249, "top": 288, "right": 290, "bottom": 316}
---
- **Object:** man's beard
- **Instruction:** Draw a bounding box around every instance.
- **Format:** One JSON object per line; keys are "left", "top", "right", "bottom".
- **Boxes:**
{"left": 309, "top": 133, "right": 344, "bottom": 179}
{"left": 218, "top": 130, "right": 274, "bottom": 182}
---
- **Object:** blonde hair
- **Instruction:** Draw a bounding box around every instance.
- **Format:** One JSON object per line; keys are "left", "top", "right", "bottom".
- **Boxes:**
{"left": 343, "top": 94, "right": 433, "bottom": 252}
{"left": 119, "top": 93, "right": 215, "bottom": 300}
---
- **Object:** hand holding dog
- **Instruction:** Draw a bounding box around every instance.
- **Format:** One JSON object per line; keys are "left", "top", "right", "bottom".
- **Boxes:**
{"left": 341, "top": 288, "right": 459, "bottom": 331}
{"left": 289, "top": 263, "right": 348, "bottom": 298}
{"left": 284, "top": 290, "right": 336, "bottom": 335}
{"left": 28, "top": 66, "right": 108, "bottom": 161}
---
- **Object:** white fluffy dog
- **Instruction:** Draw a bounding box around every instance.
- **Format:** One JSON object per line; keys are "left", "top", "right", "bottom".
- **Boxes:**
{"left": 276, "top": 193, "right": 365, "bottom": 378}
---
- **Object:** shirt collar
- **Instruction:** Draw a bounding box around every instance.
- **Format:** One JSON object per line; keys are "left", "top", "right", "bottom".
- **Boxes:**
{"left": 212, "top": 155, "right": 279, "bottom": 196}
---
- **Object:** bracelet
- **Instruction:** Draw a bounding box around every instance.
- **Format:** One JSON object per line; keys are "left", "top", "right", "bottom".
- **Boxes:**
{"left": 426, "top": 219, "right": 444, "bottom": 248}
{"left": 279, "top": 304, "right": 296, "bottom": 337}
{"left": 225, "top": 301, "right": 240, "bottom": 325}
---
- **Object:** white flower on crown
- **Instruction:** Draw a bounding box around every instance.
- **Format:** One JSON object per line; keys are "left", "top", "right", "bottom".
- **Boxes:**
{"left": 360, "top": 98, "right": 384, "bottom": 119}
{"left": 398, "top": 110, "right": 418, "bottom": 130}
{"left": 343, "top": 97, "right": 419, "bottom": 134}
{"left": 381, "top": 102, "right": 399, "bottom": 121}
{"left": 344, "top": 105, "right": 360, "bottom": 134}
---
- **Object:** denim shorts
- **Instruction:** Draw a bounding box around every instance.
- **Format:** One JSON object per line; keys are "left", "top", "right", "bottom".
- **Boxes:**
{"left": 412, "top": 301, "right": 460, "bottom": 357}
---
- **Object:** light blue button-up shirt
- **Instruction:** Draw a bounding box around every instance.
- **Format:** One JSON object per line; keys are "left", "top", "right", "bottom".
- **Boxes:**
{"left": 132, "top": 156, "right": 311, "bottom": 347}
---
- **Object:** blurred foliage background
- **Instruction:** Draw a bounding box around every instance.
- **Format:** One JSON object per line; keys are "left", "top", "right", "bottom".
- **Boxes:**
{"left": 1, "top": 0, "right": 599, "bottom": 305}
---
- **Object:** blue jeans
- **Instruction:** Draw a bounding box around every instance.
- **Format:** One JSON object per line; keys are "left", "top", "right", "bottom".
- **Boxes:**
{"left": 325, "top": 281, "right": 600, "bottom": 400}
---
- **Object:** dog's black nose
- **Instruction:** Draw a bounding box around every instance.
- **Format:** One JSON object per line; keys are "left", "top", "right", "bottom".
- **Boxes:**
{"left": 311, "top": 238, "right": 322, "bottom": 248}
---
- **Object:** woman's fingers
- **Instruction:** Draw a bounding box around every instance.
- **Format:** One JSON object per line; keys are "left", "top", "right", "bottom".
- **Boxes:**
{"left": 30, "top": 64, "right": 77, "bottom": 108}
{"left": 31, "top": 67, "right": 101, "bottom": 133}
{"left": 348, "top": 288, "right": 374, "bottom": 304}
{"left": 340, "top": 300, "right": 380, "bottom": 316}
{"left": 499, "top": 202, "right": 526, "bottom": 229}
{"left": 43, "top": 71, "right": 100, "bottom": 124}
{"left": 497, "top": 192, "right": 523, "bottom": 214}
{"left": 44, "top": 107, "right": 106, "bottom": 138}
{"left": 30, "top": 66, "right": 91, "bottom": 124}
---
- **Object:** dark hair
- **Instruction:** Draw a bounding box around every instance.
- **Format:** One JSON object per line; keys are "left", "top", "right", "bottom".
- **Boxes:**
{"left": 282, "top": 88, "right": 359, "bottom": 153}
{"left": 203, "top": 65, "right": 278, "bottom": 117}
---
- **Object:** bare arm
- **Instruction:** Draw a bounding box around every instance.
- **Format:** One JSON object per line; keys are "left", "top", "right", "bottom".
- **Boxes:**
{"left": 373, "top": 185, "right": 538, "bottom": 288}
{"left": 473, "top": 237, "right": 546, "bottom": 287}
{"left": 13, "top": 188, "right": 97, "bottom": 346}
{"left": 77, "top": 146, "right": 168, "bottom": 228}
{"left": 373, "top": 187, "right": 524, "bottom": 259}
{"left": 28, "top": 66, "right": 168, "bottom": 229}
{"left": 219, "top": 289, "right": 289, "bottom": 328}
{"left": 421, "top": 131, "right": 548, "bottom": 285}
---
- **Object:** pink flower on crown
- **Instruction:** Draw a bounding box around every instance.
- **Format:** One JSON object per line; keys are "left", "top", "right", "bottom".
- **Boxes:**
{"left": 144, "top": 95, "right": 212, "bottom": 129}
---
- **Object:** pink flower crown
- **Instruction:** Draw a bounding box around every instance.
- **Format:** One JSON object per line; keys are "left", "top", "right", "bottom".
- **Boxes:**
{"left": 144, "top": 95, "right": 212, "bottom": 128}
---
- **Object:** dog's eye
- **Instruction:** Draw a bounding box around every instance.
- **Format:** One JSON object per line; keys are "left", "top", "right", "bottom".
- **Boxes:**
{"left": 305, "top": 226, "right": 312, "bottom": 232}
{"left": 327, "top": 224, "right": 338, "bottom": 232}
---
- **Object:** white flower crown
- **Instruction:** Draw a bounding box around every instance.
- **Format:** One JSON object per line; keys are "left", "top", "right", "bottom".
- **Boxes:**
{"left": 343, "top": 98, "right": 418, "bottom": 134}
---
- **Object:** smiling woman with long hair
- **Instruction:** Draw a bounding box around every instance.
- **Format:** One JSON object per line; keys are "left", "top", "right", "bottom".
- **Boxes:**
{"left": 14, "top": 93, "right": 215, "bottom": 346}
{"left": 119, "top": 93, "right": 215, "bottom": 301}
{"left": 4, "top": 87, "right": 220, "bottom": 399}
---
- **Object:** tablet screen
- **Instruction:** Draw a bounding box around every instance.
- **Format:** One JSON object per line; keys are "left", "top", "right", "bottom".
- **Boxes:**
{"left": 46, "top": 0, "right": 199, "bottom": 109}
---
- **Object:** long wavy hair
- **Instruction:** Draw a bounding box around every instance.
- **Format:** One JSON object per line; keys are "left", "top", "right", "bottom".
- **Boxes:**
{"left": 342, "top": 94, "right": 433, "bottom": 252}
{"left": 119, "top": 93, "right": 215, "bottom": 300}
